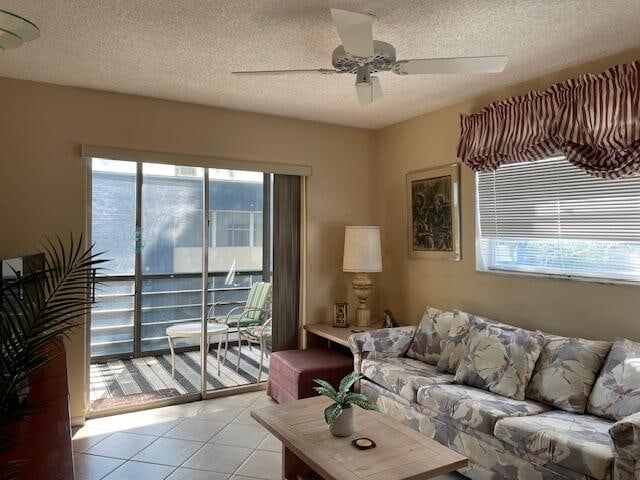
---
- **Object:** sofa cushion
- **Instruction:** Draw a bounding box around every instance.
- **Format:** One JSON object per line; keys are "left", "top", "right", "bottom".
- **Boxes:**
{"left": 406, "top": 307, "right": 454, "bottom": 365}
{"left": 453, "top": 323, "right": 545, "bottom": 400}
{"left": 361, "top": 357, "right": 454, "bottom": 403}
{"left": 526, "top": 335, "right": 611, "bottom": 414}
{"left": 417, "top": 384, "right": 550, "bottom": 435}
{"left": 436, "top": 310, "right": 519, "bottom": 374}
{"left": 587, "top": 338, "right": 640, "bottom": 421}
{"left": 436, "top": 311, "right": 501, "bottom": 373}
{"left": 494, "top": 411, "right": 614, "bottom": 480}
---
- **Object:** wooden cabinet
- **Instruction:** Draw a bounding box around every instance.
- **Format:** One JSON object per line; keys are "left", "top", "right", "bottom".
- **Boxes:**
{"left": 0, "top": 339, "right": 73, "bottom": 479}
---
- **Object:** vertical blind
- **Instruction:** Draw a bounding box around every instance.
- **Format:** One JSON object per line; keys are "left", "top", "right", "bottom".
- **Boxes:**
{"left": 272, "top": 174, "right": 301, "bottom": 351}
{"left": 476, "top": 155, "right": 640, "bottom": 282}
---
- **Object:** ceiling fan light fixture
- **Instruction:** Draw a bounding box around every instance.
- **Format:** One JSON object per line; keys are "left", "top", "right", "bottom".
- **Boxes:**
{"left": 0, "top": 9, "right": 39, "bottom": 52}
{"left": 0, "top": 28, "right": 22, "bottom": 49}
{"left": 231, "top": 7, "right": 508, "bottom": 106}
{"left": 355, "top": 65, "right": 371, "bottom": 85}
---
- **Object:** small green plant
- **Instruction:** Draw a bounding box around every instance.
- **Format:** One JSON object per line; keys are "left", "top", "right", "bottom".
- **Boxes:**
{"left": 313, "top": 371, "right": 376, "bottom": 424}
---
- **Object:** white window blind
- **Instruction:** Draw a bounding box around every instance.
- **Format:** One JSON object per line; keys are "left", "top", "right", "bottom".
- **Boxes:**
{"left": 476, "top": 155, "right": 640, "bottom": 283}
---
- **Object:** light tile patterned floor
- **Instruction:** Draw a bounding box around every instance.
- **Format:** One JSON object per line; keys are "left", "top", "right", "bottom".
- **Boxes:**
{"left": 73, "top": 390, "right": 465, "bottom": 480}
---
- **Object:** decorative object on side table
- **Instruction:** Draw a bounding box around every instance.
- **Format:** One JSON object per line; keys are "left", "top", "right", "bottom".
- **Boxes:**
{"left": 382, "top": 309, "right": 399, "bottom": 328}
{"left": 342, "top": 226, "right": 382, "bottom": 327}
{"left": 333, "top": 302, "right": 349, "bottom": 328}
{"left": 406, "top": 163, "right": 460, "bottom": 260}
{"left": 313, "top": 371, "right": 376, "bottom": 437}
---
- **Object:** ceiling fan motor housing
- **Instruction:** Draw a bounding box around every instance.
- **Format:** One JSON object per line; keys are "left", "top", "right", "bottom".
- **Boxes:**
{"left": 332, "top": 41, "right": 396, "bottom": 74}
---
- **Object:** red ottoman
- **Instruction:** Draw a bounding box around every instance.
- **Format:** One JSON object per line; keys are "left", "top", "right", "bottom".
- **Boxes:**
{"left": 266, "top": 348, "right": 354, "bottom": 403}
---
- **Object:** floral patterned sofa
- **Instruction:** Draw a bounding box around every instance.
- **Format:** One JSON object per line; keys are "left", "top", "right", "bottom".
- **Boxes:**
{"left": 349, "top": 308, "right": 640, "bottom": 480}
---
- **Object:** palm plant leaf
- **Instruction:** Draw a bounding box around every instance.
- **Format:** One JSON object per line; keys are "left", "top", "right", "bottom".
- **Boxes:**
{"left": 0, "top": 234, "right": 105, "bottom": 429}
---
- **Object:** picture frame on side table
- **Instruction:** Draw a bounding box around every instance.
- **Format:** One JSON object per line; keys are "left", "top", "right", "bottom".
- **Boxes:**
{"left": 333, "top": 302, "right": 349, "bottom": 328}
{"left": 406, "top": 163, "right": 461, "bottom": 261}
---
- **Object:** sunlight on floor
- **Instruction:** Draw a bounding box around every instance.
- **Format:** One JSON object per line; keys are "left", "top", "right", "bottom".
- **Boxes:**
{"left": 90, "top": 348, "right": 269, "bottom": 414}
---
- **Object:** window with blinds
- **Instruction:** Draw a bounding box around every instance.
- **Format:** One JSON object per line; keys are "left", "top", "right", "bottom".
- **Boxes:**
{"left": 476, "top": 155, "right": 640, "bottom": 283}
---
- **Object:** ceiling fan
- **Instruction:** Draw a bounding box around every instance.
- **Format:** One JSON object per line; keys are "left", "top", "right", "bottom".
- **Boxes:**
{"left": 232, "top": 8, "right": 508, "bottom": 106}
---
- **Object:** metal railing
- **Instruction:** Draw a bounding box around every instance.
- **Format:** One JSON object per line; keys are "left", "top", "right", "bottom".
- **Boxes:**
{"left": 90, "top": 270, "right": 264, "bottom": 361}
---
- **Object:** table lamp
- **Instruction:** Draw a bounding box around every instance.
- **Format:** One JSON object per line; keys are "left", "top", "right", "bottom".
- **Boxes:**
{"left": 342, "top": 226, "right": 382, "bottom": 327}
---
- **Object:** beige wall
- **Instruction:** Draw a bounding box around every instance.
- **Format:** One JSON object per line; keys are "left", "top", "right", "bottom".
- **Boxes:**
{"left": 3, "top": 48, "right": 640, "bottom": 421}
{"left": 373, "top": 49, "right": 640, "bottom": 342}
{"left": 0, "top": 77, "right": 375, "bottom": 419}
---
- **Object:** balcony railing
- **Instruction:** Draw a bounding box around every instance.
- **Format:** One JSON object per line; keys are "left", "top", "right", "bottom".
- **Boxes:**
{"left": 90, "top": 270, "right": 264, "bottom": 360}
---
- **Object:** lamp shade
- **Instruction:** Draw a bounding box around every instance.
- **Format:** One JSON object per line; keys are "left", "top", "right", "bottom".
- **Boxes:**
{"left": 343, "top": 226, "right": 382, "bottom": 273}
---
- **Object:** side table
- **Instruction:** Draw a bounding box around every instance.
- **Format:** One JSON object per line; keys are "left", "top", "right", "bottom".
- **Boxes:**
{"left": 166, "top": 322, "right": 229, "bottom": 376}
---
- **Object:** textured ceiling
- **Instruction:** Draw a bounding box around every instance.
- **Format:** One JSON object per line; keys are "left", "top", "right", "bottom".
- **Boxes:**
{"left": 1, "top": 0, "right": 639, "bottom": 129}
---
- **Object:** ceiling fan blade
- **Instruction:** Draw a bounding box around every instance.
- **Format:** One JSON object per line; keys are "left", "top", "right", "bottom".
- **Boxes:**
{"left": 232, "top": 68, "right": 337, "bottom": 76}
{"left": 330, "top": 8, "right": 375, "bottom": 58}
{"left": 356, "top": 76, "right": 382, "bottom": 106}
{"left": 393, "top": 56, "right": 508, "bottom": 75}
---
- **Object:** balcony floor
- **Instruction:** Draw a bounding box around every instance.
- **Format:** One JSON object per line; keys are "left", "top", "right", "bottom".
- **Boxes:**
{"left": 90, "top": 343, "right": 269, "bottom": 413}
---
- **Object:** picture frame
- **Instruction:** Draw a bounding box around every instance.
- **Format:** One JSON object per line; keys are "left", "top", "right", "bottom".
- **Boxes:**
{"left": 333, "top": 302, "right": 349, "bottom": 328}
{"left": 406, "top": 163, "right": 461, "bottom": 261}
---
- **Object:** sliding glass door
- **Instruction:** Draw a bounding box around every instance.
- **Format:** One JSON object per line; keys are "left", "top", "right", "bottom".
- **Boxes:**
{"left": 140, "top": 164, "right": 204, "bottom": 354}
{"left": 89, "top": 158, "right": 271, "bottom": 413}
{"left": 204, "top": 169, "right": 270, "bottom": 394}
{"left": 90, "top": 159, "right": 137, "bottom": 358}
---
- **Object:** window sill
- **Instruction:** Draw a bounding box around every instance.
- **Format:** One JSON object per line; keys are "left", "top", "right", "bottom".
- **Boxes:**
{"left": 475, "top": 267, "right": 640, "bottom": 287}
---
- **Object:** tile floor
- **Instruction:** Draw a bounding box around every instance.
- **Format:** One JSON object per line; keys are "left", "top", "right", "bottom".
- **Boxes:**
{"left": 73, "top": 390, "right": 464, "bottom": 480}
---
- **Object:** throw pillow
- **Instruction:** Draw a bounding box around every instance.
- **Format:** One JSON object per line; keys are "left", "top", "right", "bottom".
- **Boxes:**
{"left": 406, "top": 306, "right": 454, "bottom": 365}
{"left": 454, "top": 324, "right": 545, "bottom": 400}
{"left": 525, "top": 335, "right": 611, "bottom": 413}
{"left": 587, "top": 338, "right": 640, "bottom": 421}
{"left": 436, "top": 310, "right": 507, "bottom": 373}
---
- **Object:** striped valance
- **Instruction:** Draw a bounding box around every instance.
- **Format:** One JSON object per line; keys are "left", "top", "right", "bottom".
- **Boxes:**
{"left": 457, "top": 60, "right": 640, "bottom": 178}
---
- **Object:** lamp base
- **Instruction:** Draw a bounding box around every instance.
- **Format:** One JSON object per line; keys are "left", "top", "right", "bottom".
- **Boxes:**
{"left": 351, "top": 273, "right": 374, "bottom": 327}
{"left": 354, "top": 308, "right": 371, "bottom": 327}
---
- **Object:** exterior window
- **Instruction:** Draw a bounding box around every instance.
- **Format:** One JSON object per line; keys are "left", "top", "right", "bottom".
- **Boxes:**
{"left": 476, "top": 156, "right": 640, "bottom": 283}
{"left": 215, "top": 211, "right": 250, "bottom": 247}
{"left": 253, "top": 212, "right": 263, "bottom": 247}
{"left": 213, "top": 211, "right": 262, "bottom": 247}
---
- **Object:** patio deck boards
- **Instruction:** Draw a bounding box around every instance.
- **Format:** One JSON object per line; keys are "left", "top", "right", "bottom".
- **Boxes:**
{"left": 90, "top": 344, "right": 269, "bottom": 412}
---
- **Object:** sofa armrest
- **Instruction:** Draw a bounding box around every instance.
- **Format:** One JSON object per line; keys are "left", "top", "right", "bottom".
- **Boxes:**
{"left": 610, "top": 412, "right": 640, "bottom": 461}
{"left": 348, "top": 326, "right": 416, "bottom": 374}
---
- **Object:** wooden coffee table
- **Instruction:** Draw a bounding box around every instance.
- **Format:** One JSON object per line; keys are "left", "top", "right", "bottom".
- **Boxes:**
{"left": 251, "top": 396, "right": 467, "bottom": 480}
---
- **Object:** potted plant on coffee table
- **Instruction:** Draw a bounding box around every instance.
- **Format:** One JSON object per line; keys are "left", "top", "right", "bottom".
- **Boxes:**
{"left": 313, "top": 371, "right": 376, "bottom": 437}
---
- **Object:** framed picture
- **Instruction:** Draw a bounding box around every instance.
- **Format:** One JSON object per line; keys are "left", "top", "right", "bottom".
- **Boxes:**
{"left": 406, "top": 163, "right": 460, "bottom": 261}
{"left": 333, "top": 302, "right": 349, "bottom": 328}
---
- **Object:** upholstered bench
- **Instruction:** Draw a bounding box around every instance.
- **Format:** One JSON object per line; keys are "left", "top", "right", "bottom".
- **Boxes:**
{"left": 266, "top": 348, "right": 354, "bottom": 403}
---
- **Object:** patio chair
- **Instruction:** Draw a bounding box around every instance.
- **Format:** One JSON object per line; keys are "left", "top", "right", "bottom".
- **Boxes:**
{"left": 242, "top": 316, "right": 272, "bottom": 383}
{"left": 207, "top": 281, "right": 272, "bottom": 372}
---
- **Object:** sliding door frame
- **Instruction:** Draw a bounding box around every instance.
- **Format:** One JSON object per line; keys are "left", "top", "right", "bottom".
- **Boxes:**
{"left": 85, "top": 158, "right": 277, "bottom": 415}
{"left": 133, "top": 162, "right": 143, "bottom": 357}
{"left": 200, "top": 169, "right": 210, "bottom": 397}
